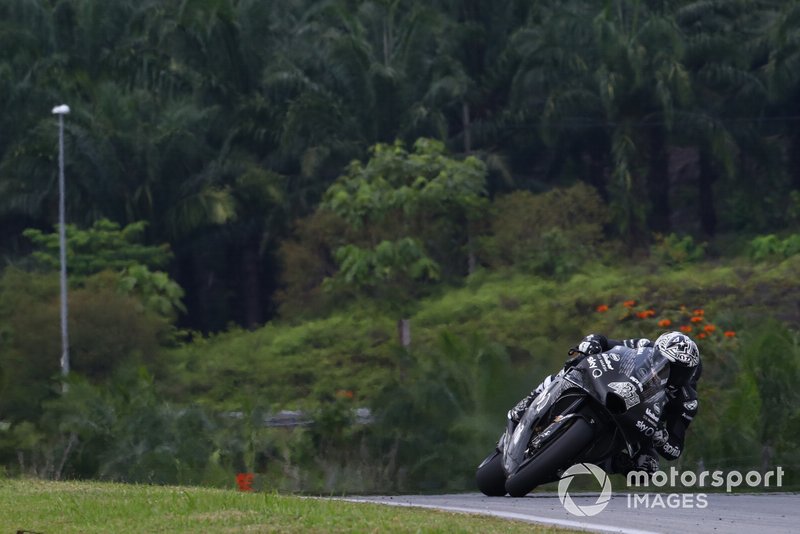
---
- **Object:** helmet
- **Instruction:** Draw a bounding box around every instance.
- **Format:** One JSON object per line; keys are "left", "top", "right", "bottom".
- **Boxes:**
{"left": 654, "top": 331, "right": 699, "bottom": 367}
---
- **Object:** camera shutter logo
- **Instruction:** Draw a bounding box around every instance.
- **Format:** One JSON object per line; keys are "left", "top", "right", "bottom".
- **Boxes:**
{"left": 558, "top": 463, "right": 613, "bottom": 516}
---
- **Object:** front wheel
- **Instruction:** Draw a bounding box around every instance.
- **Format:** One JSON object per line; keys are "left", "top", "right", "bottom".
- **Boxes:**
{"left": 476, "top": 450, "right": 507, "bottom": 496}
{"left": 505, "top": 417, "right": 594, "bottom": 497}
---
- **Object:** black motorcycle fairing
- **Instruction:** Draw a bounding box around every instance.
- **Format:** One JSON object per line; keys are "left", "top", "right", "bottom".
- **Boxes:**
{"left": 501, "top": 373, "right": 581, "bottom": 476}
{"left": 500, "top": 345, "right": 671, "bottom": 478}
{"left": 563, "top": 345, "right": 670, "bottom": 452}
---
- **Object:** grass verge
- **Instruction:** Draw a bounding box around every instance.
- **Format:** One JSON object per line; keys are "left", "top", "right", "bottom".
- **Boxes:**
{"left": 0, "top": 479, "right": 577, "bottom": 533}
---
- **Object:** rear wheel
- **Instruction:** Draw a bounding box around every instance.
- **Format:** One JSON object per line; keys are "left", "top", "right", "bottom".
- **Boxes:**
{"left": 476, "top": 450, "right": 507, "bottom": 496}
{"left": 504, "top": 417, "right": 594, "bottom": 497}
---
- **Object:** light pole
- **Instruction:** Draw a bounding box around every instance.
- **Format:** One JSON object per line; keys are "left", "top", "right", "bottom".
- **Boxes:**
{"left": 52, "top": 104, "right": 70, "bottom": 385}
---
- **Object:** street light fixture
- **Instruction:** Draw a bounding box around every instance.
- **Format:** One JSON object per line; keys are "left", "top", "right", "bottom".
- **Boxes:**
{"left": 52, "top": 104, "right": 70, "bottom": 386}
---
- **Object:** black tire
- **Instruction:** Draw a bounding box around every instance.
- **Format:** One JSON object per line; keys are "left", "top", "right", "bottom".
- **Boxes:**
{"left": 476, "top": 450, "right": 507, "bottom": 496}
{"left": 504, "top": 417, "right": 594, "bottom": 497}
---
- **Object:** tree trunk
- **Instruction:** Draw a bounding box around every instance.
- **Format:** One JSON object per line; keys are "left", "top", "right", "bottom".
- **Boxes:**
{"left": 467, "top": 233, "right": 476, "bottom": 275}
{"left": 397, "top": 319, "right": 411, "bottom": 348}
{"left": 583, "top": 144, "right": 609, "bottom": 202}
{"left": 462, "top": 101, "right": 472, "bottom": 153}
{"left": 791, "top": 134, "right": 800, "bottom": 192}
{"left": 698, "top": 149, "right": 717, "bottom": 237}
{"left": 647, "top": 126, "right": 670, "bottom": 234}
{"left": 242, "top": 241, "right": 262, "bottom": 329}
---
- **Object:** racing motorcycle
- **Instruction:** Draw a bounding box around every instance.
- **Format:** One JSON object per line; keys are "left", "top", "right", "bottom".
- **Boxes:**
{"left": 476, "top": 345, "right": 671, "bottom": 497}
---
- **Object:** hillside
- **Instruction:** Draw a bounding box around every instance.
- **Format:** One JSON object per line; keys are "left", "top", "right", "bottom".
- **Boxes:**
{"left": 169, "top": 255, "right": 800, "bottom": 410}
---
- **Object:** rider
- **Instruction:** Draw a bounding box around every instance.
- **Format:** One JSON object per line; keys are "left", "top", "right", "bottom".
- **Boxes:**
{"left": 508, "top": 331, "right": 701, "bottom": 473}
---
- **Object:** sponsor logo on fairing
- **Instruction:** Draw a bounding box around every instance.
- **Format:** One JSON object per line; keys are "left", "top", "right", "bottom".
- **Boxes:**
{"left": 608, "top": 381, "right": 640, "bottom": 409}
{"left": 644, "top": 408, "right": 660, "bottom": 424}
{"left": 635, "top": 419, "right": 655, "bottom": 437}
{"left": 587, "top": 356, "right": 603, "bottom": 378}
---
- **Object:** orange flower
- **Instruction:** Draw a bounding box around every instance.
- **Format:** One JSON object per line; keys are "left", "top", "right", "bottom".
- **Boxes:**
{"left": 636, "top": 311, "right": 648, "bottom": 319}
{"left": 690, "top": 316, "right": 704, "bottom": 323}
{"left": 623, "top": 300, "right": 636, "bottom": 308}
{"left": 236, "top": 473, "right": 255, "bottom": 492}
{"left": 704, "top": 324, "right": 716, "bottom": 333}
{"left": 646, "top": 309, "right": 656, "bottom": 317}
{"left": 596, "top": 304, "right": 609, "bottom": 313}
{"left": 724, "top": 331, "right": 736, "bottom": 338}
{"left": 692, "top": 309, "right": 705, "bottom": 316}
{"left": 657, "top": 319, "right": 672, "bottom": 327}
{"left": 679, "top": 325, "right": 693, "bottom": 333}
{"left": 698, "top": 333, "right": 707, "bottom": 339}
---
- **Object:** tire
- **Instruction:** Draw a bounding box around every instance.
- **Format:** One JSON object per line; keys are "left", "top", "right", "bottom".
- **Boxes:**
{"left": 476, "top": 450, "right": 507, "bottom": 496}
{"left": 504, "top": 417, "right": 594, "bottom": 497}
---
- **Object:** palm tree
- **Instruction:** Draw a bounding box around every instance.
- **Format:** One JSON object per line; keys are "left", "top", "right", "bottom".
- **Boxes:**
{"left": 763, "top": 1, "right": 800, "bottom": 194}
{"left": 512, "top": 1, "right": 693, "bottom": 243}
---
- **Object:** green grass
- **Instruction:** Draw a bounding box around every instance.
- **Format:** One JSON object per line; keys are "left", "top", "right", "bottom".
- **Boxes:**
{"left": 0, "top": 479, "right": 574, "bottom": 533}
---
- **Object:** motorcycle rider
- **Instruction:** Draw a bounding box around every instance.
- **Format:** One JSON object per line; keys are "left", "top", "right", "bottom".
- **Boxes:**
{"left": 508, "top": 331, "right": 701, "bottom": 473}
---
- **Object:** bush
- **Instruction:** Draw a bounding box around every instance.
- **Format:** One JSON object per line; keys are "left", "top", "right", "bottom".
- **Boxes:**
{"left": 651, "top": 233, "right": 707, "bottom": 266}
{"left": 0, "top": 269, "right": 171, "bottom": 422}
{"left": 748, "top": 234, "right": 800, "bottom": 261}
{"left": 276, "top": 210, "right": 350, "bottom": 318}
{"left": 480, "top": 183, "right": 609, "bottom": 277}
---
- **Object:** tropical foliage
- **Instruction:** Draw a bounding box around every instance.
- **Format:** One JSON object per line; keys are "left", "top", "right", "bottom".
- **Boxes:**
{"left": 1, "top": 0, "right": 800, "bottom": 492}
{"left": 2, "top": 0, "right": 800, "bottom": 329}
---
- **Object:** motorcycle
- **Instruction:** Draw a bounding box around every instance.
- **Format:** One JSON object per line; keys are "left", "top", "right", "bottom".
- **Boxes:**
{"left": 476, "top": 346, "right": 671, "bottom": 497}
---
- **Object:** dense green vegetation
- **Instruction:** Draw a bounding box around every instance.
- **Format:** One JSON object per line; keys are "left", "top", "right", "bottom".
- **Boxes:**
{"left": 0, "top": 479, "right": 574, "bottom": 533}
{"left": 1, "top": 0, "right": 799, "bottom": 496}
{"left": 4, "top": 0, "right": 800, "bottom": 330}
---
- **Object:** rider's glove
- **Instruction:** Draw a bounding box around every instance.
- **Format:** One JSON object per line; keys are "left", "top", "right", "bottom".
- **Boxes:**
{"left": 568, "top": 334, "right": 605, "bottom": 357}
{"left": 665, "top": 385, "right": 680, "bottom": 400}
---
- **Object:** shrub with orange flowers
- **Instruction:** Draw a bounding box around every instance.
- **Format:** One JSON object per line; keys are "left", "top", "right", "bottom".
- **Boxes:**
{"left": 592, "top": 300, "right": 736, "bottom": 344}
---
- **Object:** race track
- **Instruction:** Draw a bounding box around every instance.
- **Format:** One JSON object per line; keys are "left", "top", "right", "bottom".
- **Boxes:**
{"left": 344, "top": 492, "right": 800, "bottom": 533}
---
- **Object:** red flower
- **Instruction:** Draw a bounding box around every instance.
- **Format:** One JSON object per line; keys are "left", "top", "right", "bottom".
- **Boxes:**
{"left": 596, "top": 304, "right": 609, "bottom": 313}
{"left": 690, "top": 316, "right": 704, "bottom": 323}
{"left": 692, "top": 309, "right": 705, "bottom": 316}
{"left": 623, "top": 300, "right": 636, "bottom": 308}
{"left": 704, "top": 324, "right": 716, "bottom": 333}
{"left": 236, "top": 473, "right": 255, "bottom": 492}
{"left": 679, "top": 325, "right": 693, "bottom": 333}
{"left": 724, "top": 331, "right": 736, "bottom": 338}
{"left": 657, "top": 319, "right": 672, "bottom": 327}
{"left": 698, "top": 333, "right": 707, "bottom": 339}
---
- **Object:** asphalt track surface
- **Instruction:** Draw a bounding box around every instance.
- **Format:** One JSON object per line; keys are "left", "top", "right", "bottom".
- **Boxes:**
{"left": 344, "top": 492, "right": 800, "bottom": 533}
